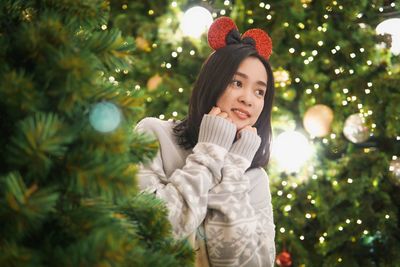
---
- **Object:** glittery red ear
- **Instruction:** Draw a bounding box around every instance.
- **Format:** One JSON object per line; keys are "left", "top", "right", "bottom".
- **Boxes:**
{"left": 242, "top": 28, "right": 273, "bottom": 60}
{"left": 207, "top": 16, "right": 238, "bottom": 50}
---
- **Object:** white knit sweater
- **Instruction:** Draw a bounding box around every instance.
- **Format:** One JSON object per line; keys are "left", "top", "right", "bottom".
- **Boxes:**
{"left": 135, "top": 115, "right": 276, "bottom": 267}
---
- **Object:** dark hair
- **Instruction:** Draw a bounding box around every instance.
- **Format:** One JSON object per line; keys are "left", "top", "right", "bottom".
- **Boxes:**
{"left": 173, "top": 44, "right": 275, "bottom": 168}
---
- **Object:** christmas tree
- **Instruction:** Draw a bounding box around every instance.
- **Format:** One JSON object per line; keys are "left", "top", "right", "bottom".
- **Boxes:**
{"left": 109, "top": 0, "right": 400, "bottom": 266}
{"left": 0, "top": 1, "right": 193, "bottom": 266}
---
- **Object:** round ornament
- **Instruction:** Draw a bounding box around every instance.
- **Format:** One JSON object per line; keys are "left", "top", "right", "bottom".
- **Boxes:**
{"left": 274, "top": 69, "right": 291, "bottom": 85}
{"left": 147, "top": 74, "right": 163, "bottom": 91}
{"left": 89, "top": 101, "right": 121, "bottom": 133}
{"left": 276, "top": 250, "right": 292, "bottom": 267}
{"left": 135, "top": 36, "right": 151, "bottom": 52}
{"left": 343, "top": 113, "right": 369, "bottom": 143}
{"left": 303, "top": 104, "right": 334, "bottom": 137}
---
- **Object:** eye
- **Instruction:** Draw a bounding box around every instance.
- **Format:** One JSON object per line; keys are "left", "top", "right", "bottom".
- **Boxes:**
{"left": 255, "top": 89, "right": 266, "bottom": 97}
{"left": 231, "top": 79, "right": 242, "bottom": 88}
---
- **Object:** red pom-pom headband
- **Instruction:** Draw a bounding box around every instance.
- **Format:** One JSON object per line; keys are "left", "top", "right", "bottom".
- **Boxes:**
{"left": 207, "top": 16, "right": 272, "bottom": 60}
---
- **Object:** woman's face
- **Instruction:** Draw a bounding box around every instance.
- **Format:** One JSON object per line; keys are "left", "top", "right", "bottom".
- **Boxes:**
{"left": 216, "top": 56, "right": 268, "bottom": 131}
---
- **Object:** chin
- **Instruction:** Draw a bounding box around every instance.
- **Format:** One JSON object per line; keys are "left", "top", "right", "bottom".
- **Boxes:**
{"left": 234, "top": 121, "right": 247, "bottom": 131}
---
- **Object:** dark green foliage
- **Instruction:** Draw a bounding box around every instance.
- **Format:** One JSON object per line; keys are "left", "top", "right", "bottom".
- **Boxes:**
{"left": 0, "top": 0, "right": 194, "bottom": 266}
{"left": 105, "top": 0, "right": 400, "bottom": 266}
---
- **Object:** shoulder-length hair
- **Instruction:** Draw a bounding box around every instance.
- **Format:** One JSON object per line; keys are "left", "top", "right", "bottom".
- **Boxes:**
{"left": 173, "top": 43, "right": 275, "bottom": 168}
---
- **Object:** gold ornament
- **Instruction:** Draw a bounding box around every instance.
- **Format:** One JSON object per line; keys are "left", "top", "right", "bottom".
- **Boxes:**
{"left": 147, "top": 74, "right": 162, "bottom": 91}
{"left": 135, "top": 36, "right": 151, "bottom": 52}
{"left": 274, "top": 69, "right": 291, "bottom": 87}
{"left": 303, "top": 104, "right": 334, "bottom": 137}
{"left": 343, "top": 113, "right": 370, "bottom": 143}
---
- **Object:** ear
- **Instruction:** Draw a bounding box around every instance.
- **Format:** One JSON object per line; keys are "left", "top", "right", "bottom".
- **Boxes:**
{"left": 207, "top": 16, "right": 238, "bottom": 50}
{"left": 242, "top": 29, "right": 273, "bottom": 60}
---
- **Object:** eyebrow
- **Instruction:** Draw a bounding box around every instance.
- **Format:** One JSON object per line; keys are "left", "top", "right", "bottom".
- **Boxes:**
{"left": 234, "top": 71, "right": 267, "bottom": 88}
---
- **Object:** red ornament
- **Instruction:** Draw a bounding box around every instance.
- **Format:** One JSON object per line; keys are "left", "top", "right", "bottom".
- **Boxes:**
{"left": 276, "top": 250, "right": 292, "bottom": 267}
{"left": 207, "top": 16, "right": 273, "bottom": 60}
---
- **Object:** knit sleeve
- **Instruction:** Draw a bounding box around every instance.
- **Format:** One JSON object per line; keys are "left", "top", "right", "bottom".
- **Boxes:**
{"left": 135, "top": 115, "right": 236, "bottom": 239}
{"left": 204, "top": 131, "right": 276, "bottom": 266}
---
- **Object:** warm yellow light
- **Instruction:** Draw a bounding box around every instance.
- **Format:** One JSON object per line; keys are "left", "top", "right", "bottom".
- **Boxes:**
{"left": 180, "top": 7, "right": 213, "bottom": 38}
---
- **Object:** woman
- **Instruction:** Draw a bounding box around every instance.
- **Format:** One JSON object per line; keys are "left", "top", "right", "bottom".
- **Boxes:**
{"left": 136, "top": 17, "right": 275, "bottom": 266}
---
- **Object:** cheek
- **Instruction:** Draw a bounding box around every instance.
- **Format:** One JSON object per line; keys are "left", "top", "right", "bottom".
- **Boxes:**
{"left": 253, "top": 102, "right": 264, "bottom": 122}
{"left": 216, "top": 93, "right": 230, "bottom": 109}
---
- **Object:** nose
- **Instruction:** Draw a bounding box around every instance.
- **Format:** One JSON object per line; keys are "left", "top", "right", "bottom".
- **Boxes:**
{"left": 238, "top": 89, "right": 252, "bottom": 107}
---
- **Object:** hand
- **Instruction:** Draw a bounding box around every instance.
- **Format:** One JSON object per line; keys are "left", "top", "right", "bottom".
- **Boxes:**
{"left": 208, "top": 106, "right": 233, "bottom": 123}
{"left": 237, "top": 125, "right": 257, "bottom": 139}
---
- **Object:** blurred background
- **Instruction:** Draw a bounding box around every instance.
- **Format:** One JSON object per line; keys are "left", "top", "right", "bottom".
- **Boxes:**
{"left": 112, "top": 0, "right": 400, "bottom": 266}
{"left": 1, "top": 0, "right": 399, "bottom": 266}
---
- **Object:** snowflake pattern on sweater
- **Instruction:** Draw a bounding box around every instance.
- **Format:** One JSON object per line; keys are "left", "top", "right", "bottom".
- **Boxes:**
{"left": 135, "top": 115, "right": 275, "bottom": 267}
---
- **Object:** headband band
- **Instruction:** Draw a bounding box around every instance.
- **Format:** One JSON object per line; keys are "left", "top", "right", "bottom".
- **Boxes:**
{"left": 207, "top": 16, "right": 273, "bottom": 60}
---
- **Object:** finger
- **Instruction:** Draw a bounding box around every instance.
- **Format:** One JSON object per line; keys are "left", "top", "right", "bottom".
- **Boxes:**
{"left": 218, "top": 112, "right": 228, "bottom": 118}
{"left": 208, "top": 106, "right": 220, "bottom": 115}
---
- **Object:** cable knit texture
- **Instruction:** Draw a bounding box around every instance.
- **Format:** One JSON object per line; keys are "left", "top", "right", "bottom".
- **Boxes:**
{"left": 135, "top": 115, "right": 275, "bottom": 267}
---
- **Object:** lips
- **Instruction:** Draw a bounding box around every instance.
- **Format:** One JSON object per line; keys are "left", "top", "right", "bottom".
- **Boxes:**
{"left": 231, "top": 108, "right": 250, "bottom": 119}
